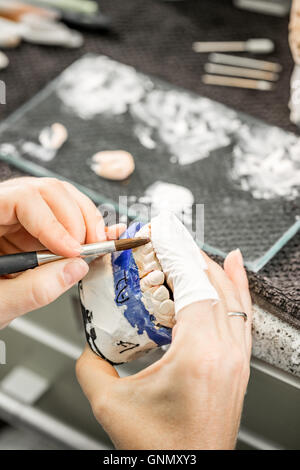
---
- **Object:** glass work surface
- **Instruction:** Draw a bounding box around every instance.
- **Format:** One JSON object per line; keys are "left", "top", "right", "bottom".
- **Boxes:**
{"left": 0, "top": 54, "right": 299, "bottom": 272}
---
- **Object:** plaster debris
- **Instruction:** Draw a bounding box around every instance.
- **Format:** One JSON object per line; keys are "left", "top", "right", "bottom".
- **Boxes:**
{"left": 142, "top": 181, "right": 195, "bottom": 226}
{"left": 39, "top": 123, "right": 68, "bottom": 151}
{"left": 231, "top": 125, "right": 300, "bottom": 200}
{"left": 57, "top": 56, "right": 148, "bottom": 119}
{"left": 39, "top": 55, "right": 300, "bottom": 202}
{"left": 131, "top": 90, "right": 238, "bottom": 165}
{"left": 22, "top": 141, "right": 55, "bottom": 162}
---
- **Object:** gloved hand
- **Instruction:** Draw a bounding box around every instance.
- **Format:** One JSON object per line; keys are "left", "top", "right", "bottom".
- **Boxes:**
{"left": 151, "top": 211, "right": 219, "bottom": 315}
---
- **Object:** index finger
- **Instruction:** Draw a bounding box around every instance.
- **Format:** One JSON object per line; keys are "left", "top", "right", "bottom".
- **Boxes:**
{"left": 16, "top": 188, "right": 82, "bottom": 257}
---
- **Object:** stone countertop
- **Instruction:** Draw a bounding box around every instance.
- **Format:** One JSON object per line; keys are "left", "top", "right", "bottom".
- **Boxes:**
{"left": 0, "top": 0, "right": 299, "bottom": 377}
{"left": 252, "top": 305, "right": 300, "bottom": 378}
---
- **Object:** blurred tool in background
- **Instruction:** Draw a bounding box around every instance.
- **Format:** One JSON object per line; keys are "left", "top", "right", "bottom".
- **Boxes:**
{"left": 193, "top": 38, "right": 275, "bottom": 54}
{"left": 204, "top": 63, "right": 279, "bottom": 81}
{"left": 233, "top": 0, "right": 291, "bottom": 17}
{"left": 24, "top": 0, "right": 111, "bottom": 30}
{"left": 201, "top": 54, "right": 283, "bottom": 91}
{"left": 162, "top": 0, "right": 291, "bottom": 16}
{"left": 202, "top": 74, "right": 273, "bottom": 90}
{"left": 208, "top": 53, "right": 282, "bottom": 72}
{"left": 0, "top": 0, "right": 111, "bottom": 54}
{"left": 192, "top": 1, "right": 288, "bottom": 92}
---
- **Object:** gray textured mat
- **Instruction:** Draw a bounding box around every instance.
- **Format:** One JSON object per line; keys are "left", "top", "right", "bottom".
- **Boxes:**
{"left": 0, "top": 54, "right": 298, "bottom": 272}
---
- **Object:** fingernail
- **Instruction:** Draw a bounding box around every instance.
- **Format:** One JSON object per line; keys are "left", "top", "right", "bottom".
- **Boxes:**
{"left": 96, "top": 219, "right": 106, "bottom": 241}
{"left": 107, "top": 223, "right": 127, "bottom": 239}
{"left": 235, "top": 248, "right": 244, "bottom": 268}
{"left": 117, "top": 223, "right": 127, "bottom": 232}
{"left": 63, "top": 259, "right": 89, "bottom": 286}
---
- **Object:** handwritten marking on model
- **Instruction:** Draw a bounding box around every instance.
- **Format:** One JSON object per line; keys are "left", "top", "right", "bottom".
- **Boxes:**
{"left": 116, "top": 340, "right": 139, "bottom": 354}
{"left": 116, "top": 272, "right": 130, "bottom": 304}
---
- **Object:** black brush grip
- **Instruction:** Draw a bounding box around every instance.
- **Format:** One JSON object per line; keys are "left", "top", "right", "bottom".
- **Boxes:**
{"left": 0, "top": 252, "right": 38, "bottom": 276}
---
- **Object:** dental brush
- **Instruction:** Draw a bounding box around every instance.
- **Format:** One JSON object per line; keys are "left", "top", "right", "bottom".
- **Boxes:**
{"left": 202, "top": 74, "right": 273, "bottom": 90}
{"left": 0, "top": 238, "right": 150, "bottom": 276}
{"left": 193, "top": 38, "right": 274, "bottom": 54}
{"left": 208, "top": 53, "right": 282, "bottom": 73}
{"left": 204, "top": 63, "right": 279, "bottom": 81}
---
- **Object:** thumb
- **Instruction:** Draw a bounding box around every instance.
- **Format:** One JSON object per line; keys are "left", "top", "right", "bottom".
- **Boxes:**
{"left": 0, "top": 258, "right": 89, "bottom": 327}
{"left": 76, "top": 346, "right": 119, "bottom": 408}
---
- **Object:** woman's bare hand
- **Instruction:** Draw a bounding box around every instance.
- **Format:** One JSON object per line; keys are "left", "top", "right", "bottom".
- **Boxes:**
{"left": 0, "top": 177, "right": 125, "bottom": 328}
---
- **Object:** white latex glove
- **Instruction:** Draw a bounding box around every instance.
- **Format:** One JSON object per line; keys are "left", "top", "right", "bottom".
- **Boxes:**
{"left": 151, "top": 211, "right": 219, "bottom": 315}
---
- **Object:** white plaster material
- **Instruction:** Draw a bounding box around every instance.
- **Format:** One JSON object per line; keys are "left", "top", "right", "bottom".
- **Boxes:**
{"left": 39, "top": 122, "right": 68, "bottom": 151}
{"left": 80, "top": 254, "right": 157, "bottom": 364}
{"left": 0, "top": 143, "right": 20, "bottom": 159}
{"left": 151, "top": 211, "right": 219, "bottom": 315}
{"left": 57, "top": 56, "right": 147, "bottom": 119}
{"left": 142, "top": 181, "right": 194, "bottom": 226}
{"left": 0, "top": 124, "right": 67, "bottom": 163}
{"left": 90, "top": 150, "right": 135, "bottom": 181}
{"left": 54, "top": 55, "right": 300, "bottom": 202}
{"left": 231, "top": 125, "right": 300, "bottom": 200}
{"left": 131, "top": 90, "right": 237, "bottom": 165}
{"left": 22, "top": 141, "right": 55, "bottom": 162}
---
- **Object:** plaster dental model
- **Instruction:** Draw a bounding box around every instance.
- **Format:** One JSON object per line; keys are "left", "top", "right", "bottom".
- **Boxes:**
{"left": 79, "top": 211, "right": 219, "bottom": 364}
{"left": 90, "top": 150, "right": 135, "bottom": 181}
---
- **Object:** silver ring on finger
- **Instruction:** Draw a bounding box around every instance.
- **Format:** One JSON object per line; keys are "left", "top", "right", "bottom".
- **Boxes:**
{"left": 227, "top": 311, "right": 247, "bottom": 322}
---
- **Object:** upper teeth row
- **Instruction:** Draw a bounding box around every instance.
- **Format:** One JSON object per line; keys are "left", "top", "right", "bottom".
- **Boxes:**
{"left": 133, "top": 224, "right": 175, "bottom": 329}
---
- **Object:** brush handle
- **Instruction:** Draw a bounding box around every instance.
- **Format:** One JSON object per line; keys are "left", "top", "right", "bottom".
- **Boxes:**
{"left": 0, "top": 241, "right": 117, "bottom": 275}
{"left": 0, "top": 252, "right": 38, "bottom": 276}
{"left": 0, "top": 239, "right": 146, "bottom": 275}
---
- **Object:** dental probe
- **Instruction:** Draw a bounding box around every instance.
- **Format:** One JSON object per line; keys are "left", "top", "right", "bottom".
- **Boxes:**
{"left": 0, "top": 237, "right": 150, "bottom": 276}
